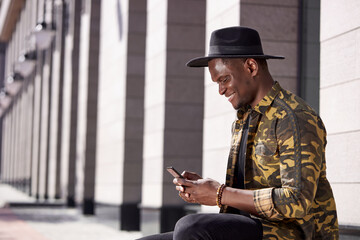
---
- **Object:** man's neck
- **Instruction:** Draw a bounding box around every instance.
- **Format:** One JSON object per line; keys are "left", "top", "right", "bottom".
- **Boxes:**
{"left": 250, "top": 74, "right": 274, "bottom": 108}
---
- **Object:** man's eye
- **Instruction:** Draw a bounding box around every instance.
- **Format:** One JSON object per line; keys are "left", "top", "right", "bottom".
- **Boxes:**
{"left": 216, "top": 77, "right": 229, "bottom": 85}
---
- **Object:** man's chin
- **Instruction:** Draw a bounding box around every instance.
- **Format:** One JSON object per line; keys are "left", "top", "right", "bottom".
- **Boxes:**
{"left": 234, "top": 103, "right": 248, "bottom": 111}
{"left": 230, "top": 101, "right": 241, "bottom": 110}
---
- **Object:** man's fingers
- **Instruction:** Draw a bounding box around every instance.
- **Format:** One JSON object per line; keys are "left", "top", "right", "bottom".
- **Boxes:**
{"left": 176, "top": 185, "right": 185, "bottom": 192}
{"left": 173, "top": 177, "right": 192, "bottom": 186}
{"left": 178, "top": 191, "right": 195, "bottom": 203}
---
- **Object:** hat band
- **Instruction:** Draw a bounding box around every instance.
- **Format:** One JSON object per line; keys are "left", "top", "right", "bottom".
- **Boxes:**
{"left": 209, "top": 45, "right": 264, "bottom": 56}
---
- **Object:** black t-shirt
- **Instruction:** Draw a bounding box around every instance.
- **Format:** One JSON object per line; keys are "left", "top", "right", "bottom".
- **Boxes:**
{"left": 236, "top": 114, "right": 250, "bottom": 189}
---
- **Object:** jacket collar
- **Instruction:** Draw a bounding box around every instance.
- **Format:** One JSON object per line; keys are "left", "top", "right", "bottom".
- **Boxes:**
{"left": 237, "top": 81, "right": 281, "bottom": 119}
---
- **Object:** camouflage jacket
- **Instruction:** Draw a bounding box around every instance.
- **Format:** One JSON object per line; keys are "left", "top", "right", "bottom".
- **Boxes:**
{"left": 221, "top": 82, "right": 339, "bottom": 239}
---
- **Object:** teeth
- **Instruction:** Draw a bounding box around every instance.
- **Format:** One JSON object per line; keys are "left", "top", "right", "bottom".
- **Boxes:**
{"left": 228, "top": 93, "right": 234, "bottom": 100}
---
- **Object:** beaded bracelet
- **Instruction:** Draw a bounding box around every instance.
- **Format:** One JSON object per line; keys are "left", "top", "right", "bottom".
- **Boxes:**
{"left": 216, "top": 184, "right": 226, "bottom": 208}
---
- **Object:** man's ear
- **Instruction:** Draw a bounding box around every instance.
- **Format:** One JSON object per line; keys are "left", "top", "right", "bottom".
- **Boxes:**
{"left": 245, "top": 58, "right": 258, "bottom": 76}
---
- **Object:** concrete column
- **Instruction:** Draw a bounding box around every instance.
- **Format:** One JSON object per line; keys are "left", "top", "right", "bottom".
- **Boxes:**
{"left": 80, "top": 0, "right": 101, "bottom": 215}
{"left": 19, "top": 92, "right": 26, "bottom": 191}
{"left": 10, "top": 101, "right": 16, "bottom": 187}
{"left": 13, "top": 101, "right": 20, "bottom": 188}
{"left": 34, "top": 50, "right": 46, "bottom": 199}
{"left": 95, "top": 0, "right": 129, "bottom": 226}
{"left": 6, "top": 112, "right": 11, "bottom": 183}
{"left": 0, "top": 43, "right": 5, "bottom": 85}
{"left": 2, "top": 113, "right": 9, "bottom": 183}
{"left": 43, "top": 0, "right": 67, "bottom": 200}
{"left": 17, "top": 94, "right": 24, "bottom": 190}
{"left": 96, "top": 0, "right": 147, "bottom": 230}
{"left": 66, "top": 0, "right": 81, "bottom": 207}
{"left": 75, "top": 0, "right": 91, "bottom": 208}
{"left": 33, "top": 0, "right": 55, "bottom": 202}
{"left": 20, "top": 86, "right": 30, "bottom": 192}
{"left": 95, "top": 0, "right": 146, "bottom": 231}
{"left": 4, "top": 114, "right": 11, "bottom": 183}
{"left": 0, "top": 43, "right": 5, "bottom": 173}
{"left": 31, "top": 72, "right": 41, "bottom": 197}
{"left": 19, "top": 93, "right": 26, "bottom": 191}
{"left": 5, "top": 113, "right": 11, "bottom": 183}
{"left": 44, "top": 43, "right": 54, "bottom": 200}
{"left": 27, "top": 1, "right": 40, "bottom": 197}
{"left": 121, "top": 0, "right": 147, "bottom": 231}
{"left": 26, "top": 82, "right": 35, "bottom": 194}
{"left": 240, "top": 0, "right": 300, "bottom": 94}
{"left": 0, "top": 118, "right": 4, "bottom": 180}
{"left": 10, "top": 104, "right": 16, "bottom": 186}
{"left": 0, "top": 115, "right": 8, "bottom": 181}
{"left": 7, "top": 108, "right": 14, "bottom": 185}
{"left": 320, "top": 0, "right": 360, "bottom": 228}
{"left": 298, "top": 0, "right": 320, "bottom": 112}
{"left": 141, "top": 0, "right": 205, "bottom": 235}
{"left": 53, "top": 0, "right": 67, "bottom": 200}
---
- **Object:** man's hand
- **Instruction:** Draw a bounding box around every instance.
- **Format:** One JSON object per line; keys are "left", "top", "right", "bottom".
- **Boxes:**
{"left": 173, "top": 171, "right": 221, "bottom": 206}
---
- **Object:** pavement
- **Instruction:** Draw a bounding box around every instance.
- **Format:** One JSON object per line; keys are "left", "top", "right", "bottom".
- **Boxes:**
{"left": 2, "top": 183, "right": 360, "bottom": 240}
{"left": 0, "top": 184, "right": 142, "bottom": 240}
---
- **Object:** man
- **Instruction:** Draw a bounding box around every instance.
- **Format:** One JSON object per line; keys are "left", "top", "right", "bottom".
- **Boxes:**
{"left": 139, "top": 27, "right": 338, "bottom": 240}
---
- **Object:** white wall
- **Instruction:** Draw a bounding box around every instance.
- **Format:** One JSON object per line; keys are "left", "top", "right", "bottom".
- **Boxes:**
{"left": 60, "top": 25, "right": 73, "bottom": 199}
{"left": 142, "top": 0, "right": 168, "bottom": 209}
{"left": 320, "top": 0, "right": 360, "bottom": 227}
{"left": 76, "top": 6, "right": 91, "bottom": 204}
{"left": 95, "top": 0, "right": 129, "bottom": 205}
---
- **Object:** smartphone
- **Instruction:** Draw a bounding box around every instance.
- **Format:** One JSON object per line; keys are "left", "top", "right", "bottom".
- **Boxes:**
{"left": 166, "top": 166, "right": 184, "bottom": 178}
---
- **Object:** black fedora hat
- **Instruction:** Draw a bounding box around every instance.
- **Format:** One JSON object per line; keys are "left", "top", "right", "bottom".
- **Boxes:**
{"left": 186, "top": 26, "right": 284, "bottom": 67}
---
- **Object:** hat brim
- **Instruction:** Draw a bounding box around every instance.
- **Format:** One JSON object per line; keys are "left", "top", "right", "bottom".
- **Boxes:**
{"left": 186, "top": 54, "right": 285, "bottom": 67}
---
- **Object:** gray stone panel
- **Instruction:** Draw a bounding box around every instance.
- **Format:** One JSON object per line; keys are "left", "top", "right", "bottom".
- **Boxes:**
{"left": 164, "top": 103, "right": 204, "bottom": 131}
{"left": 167, "top": 25, "right": 206, "bottom": 51}
{"left": 166, "top": 50, "right": 206, "bottom": 78}
{"left": 165, "top": 77, "right": 204, "bottom": 104}
{"left": 167, "top": 0, "right": 206, "bottom": 25}
{"left": 141, "top": 0, "right": 206, "bottom": 233}
{"left": 264, "top": 41, "right": 298, "bottom": 77}
{"left": 241, "top": 4, "right": 298, "bottom": 42}
{"left": 163, "top": 130, "right": 203, "bottom": 158}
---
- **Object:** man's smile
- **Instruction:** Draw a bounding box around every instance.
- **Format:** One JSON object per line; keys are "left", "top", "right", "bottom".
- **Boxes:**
{"left": 227, "top": 92, "right": 235, "bottom": 102}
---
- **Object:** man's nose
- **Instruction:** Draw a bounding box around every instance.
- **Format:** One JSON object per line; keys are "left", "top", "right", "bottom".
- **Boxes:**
{"left": 219, "top": 84, "right": 226, "bottom": 95}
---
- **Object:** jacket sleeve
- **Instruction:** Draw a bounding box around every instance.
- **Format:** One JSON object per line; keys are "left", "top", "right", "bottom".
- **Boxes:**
{"left": 253, "top": 110, "right": 326, "bottom": 220}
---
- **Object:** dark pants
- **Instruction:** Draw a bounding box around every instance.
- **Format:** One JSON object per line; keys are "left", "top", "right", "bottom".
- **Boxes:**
{"left": 137, "top": 213, "right": 263, "bottom": 240}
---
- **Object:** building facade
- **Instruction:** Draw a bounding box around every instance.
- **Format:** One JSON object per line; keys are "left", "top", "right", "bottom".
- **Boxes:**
{"left": 0, "top": 0, "right": 358, "bottom": 236}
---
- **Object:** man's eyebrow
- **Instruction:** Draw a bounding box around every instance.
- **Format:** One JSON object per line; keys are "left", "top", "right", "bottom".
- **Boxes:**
{"left": 214, "top": 76, "right": 222, "bottom": 83}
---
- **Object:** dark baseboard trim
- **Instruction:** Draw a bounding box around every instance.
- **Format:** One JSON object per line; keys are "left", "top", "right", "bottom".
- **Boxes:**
{"left": 340, "top": 225, "right": 360, "bottom": 236}
{"left": 83, "top": 198, "right": 94, "bottom": 215}
{"left": 120, "top": 202, "right": 140, "bottom": 231}
{"left": 160, "top": 205, "right": 187, "bottom": 233}
{"left": 95, "top": 202, "right": 141, "bottom": 231}
{"left": 8, "top": 202, "right": 65, "bottom": 208}
{"left": 67, "top": 196, "right": 76, "bottom": 207}
{"left": 140, "top": 204, "right": 198, "bottom": 235}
